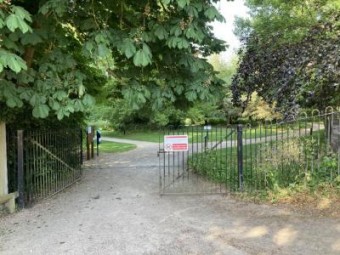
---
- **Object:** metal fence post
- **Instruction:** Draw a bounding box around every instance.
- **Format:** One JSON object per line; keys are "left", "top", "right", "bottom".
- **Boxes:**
{"left": 17, "top": 130, "right": 25, "bottom": 208}
{"left": 80, "top": 129, "right": 83, "bottom": 165}
{"left": 237, "top": 124, "right": 244, "bottom": 191}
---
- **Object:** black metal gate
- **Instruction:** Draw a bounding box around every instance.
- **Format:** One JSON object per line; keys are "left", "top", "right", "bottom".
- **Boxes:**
{"left": 158, "top": 125, "right": 240, "bottom": 195}
{"left": 159, "top": 111, "right": 340, "bottom": 196}
{"left": 6, "top": 128, "right": 83, "bottom": 207}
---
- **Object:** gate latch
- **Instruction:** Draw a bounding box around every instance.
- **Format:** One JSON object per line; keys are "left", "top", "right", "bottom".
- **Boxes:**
{"left": 157, "top": 148, "right": 165, "bottom": 157}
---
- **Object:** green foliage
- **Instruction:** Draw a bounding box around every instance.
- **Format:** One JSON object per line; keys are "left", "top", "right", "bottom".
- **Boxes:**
{"left": 5, "top": 6, "right": 32, "bottom": 33}
{"left": 313, "top": 155, "right": 339, "bottom": 185}
{"left": 233, "top": 0, "right": 340, "bottom": 116}
{"left": 89, "top": 0, "right": 227, "bottom": 118}
{"left": 102, "top": 130, "right": 161, "bottom": 143}
{"left": 186, "top": 101, "right": 221, "bottom": 125}
{"left": 1, "top": 0, "right": 228, "bottom": 127}
{"left": 98, "top": 141, "right": 136, "bottom": 153}
{"left": 241, "top": 92, "right": 282, "bottom": 121}
{"left": 0, "top": 50, "right": 27, "bottom": 73}
{"left": 0, "top": 0, "right": 105, "bottom": 122}
{"left": 190, "top": 149, "right": 232, "bottom": 183}
{"left": 189, "top": 122, "right": 339, "bottom": 196}
{"left": 133, "top": 44, "right": 152, "bottom": 67}
{"left": 120, "top": 39, "right": 136, "bottom": 59}
{"left": 208, "top": 54, "right": 240, "bottom": 122}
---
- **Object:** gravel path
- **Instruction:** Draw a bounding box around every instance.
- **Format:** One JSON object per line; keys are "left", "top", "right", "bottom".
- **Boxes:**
{"left": 0, "top": 138, "right": 339, "bottom": 255}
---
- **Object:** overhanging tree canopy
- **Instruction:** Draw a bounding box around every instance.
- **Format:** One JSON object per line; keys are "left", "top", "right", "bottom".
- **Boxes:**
{"left": 0, "top": 0, "right": 228, "bottom": 122}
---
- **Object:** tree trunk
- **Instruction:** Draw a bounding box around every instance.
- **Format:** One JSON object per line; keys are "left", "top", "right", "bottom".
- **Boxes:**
{"left": 0, "top": 122, "right": 8, "bottom": 196}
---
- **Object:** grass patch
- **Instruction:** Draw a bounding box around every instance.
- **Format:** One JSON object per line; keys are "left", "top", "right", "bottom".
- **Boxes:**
{"left": 98, "top": 140, "right": 136, "bottom": 153}
{"left": 102, "top": 126, "right": 285, "bottom": 143}
{"left": 189, "top": 143, "right": 261, "bottom": 192}
{"left": 189, "top": 133, "right": 340, "bottom": 210}
{"left": 102, "top": 130, "right": 161, "bottom": 143}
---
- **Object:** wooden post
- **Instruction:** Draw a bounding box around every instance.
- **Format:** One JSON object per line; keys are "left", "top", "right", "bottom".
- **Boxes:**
{"left": 91, "top": 126, "right": 95, "bottom": 159}
{"left": 0, "top": 122, "right": 8, "bottom": 196}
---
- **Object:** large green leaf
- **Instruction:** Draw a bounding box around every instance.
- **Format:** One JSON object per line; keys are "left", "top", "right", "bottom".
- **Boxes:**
{"left": 121, "top": 39, "right": 136, "bottom": 59}
{"left": 39, "top": 0, "right": 67, "bottom": 17}
{"left": 49, "top": 99, "right": 61, "bottom": 111}
{"left": 2, "top": 37, "right": 19, "bottom": 51}
{"left": 6, "top": 97, "right": 23, "bottom": 108}
{"left": 53, "top": 91, "right": 68, "bottom": 101}
{"left": 56, "top": 108, "right": 65, "bottom": 120}
{"left": 167, "top": 37, "right": 189, "bottom": 49}
{"left": 170, "top": 26, "right": 182, "bottom": 36}
{"left": 154, "top": 24, "right": 168, "bottom": 40}
{"left": 11, "top": 6, "right": 31, "bottom": 21}
{"left": 21, "top": 33, "right": 43, "bottom": 45}
{"left": 73, "top": 99, "right": 84, "bottom": 112}
{"left": 185, "top": 26, "right": 196, "bottom": 39}
{"left": 29, "top": 94, "right": 40, "bottom": 106}
{"left": 133, "top": 44, "right": 152, "bottom": 67}
{"left": 32, "top": 104, "right": 50, "bottom": 118}
{"left": 177, "top": 0, "right": 190, "bottom": 9}
{"left": 82, "top": 94, "right": 95, "bottom": 106}
{"left": 0, "top": 50, "right": 27, "bottom": 73}
{"left": 204, "top": 6, "right": 222, "bottom": 21}
{"left": 177, "top": 38, "right": 190, "bottom": 49}
{"left": 5, "top": 13, "right": 31, "bottom": 33}
{"left": 6, "top": 98, "right": 17, "bottom": 108}
{"left": 7, "top": 54, "right": 26, "bottom": 73}
{"left": 97, "top": 44, "right": 110, "bottom": 58}
{"left": 185, "top": 6, "right": 199, "bottom": 17}
{"left": 185, "top": 90, "right": 197, "bottom": 101}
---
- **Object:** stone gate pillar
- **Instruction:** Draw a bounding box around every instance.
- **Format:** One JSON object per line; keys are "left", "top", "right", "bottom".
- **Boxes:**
{"left": 0, "top": 122, "right": 8, "bottom": 196}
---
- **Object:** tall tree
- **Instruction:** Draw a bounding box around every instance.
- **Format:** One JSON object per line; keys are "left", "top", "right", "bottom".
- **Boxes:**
{"left": 1, "top": 0, "right": 227, "bottom": 122}
{"left": 0, "top": 0, "right": 228, "bottom": 194}
{"left": 232, "top": 0, "right": 340, "bottom": 117}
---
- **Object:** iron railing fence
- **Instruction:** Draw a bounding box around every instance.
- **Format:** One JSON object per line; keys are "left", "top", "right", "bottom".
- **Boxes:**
{"left": 6, "top": 128, "right": 83, "bottom": 207}
{"left": 186, "top": 124, "right": 252, "bottom": 193}
{"left": 159, "top": 111, "right": 340, "bottom": 194}
{"left": 238, "top": 111, "right": 340, "bottom": 192}
{"left": 159, "top": 125, "right": 234, "bottom": 195}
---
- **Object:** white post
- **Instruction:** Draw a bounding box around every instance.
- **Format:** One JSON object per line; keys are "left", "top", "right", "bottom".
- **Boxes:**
{"left": 0, "top": 122, "right": 8, "bottom": 196}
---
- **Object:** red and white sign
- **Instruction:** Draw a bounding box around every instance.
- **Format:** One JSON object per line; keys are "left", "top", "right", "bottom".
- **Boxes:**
{"left": 164, "top": 135, "right": 189, "bottom": 152}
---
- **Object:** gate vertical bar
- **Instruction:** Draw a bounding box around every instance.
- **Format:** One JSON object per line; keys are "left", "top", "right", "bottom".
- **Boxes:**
{"left": 17, "top": 130, "right": 25, "bottom": 208}
{"left": 338, "top": 113, "right": 340, "bottom": 175}
{"left": 80, "top": 129, "right": 83, "bottom": 165}
{"left": 237, "top": 125, "right": 244, "bottom": 191}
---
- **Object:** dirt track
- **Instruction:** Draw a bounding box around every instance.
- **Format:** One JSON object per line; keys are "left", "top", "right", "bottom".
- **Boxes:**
{"left": 0, "top": 138, "right": 339, "bottom": 255}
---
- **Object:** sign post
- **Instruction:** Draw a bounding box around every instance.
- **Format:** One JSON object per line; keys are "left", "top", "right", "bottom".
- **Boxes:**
{"left": 203, "top": 125, "right": 212, "bottom": 150}
{"left": 164, "top": 135, "right": 189, "bottom": 152}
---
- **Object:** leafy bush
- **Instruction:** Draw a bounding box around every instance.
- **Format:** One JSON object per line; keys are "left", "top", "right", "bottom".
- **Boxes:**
{"left": 189, "top": 133, "right": 339, "bottom": 195}
{"left": 253, "top": 139, "right": 304, "bottom": 190}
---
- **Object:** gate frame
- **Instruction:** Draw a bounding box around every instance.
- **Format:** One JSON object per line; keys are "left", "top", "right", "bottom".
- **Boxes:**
{"left": 158, "top": 125, "right": 242, "bottom": 195}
